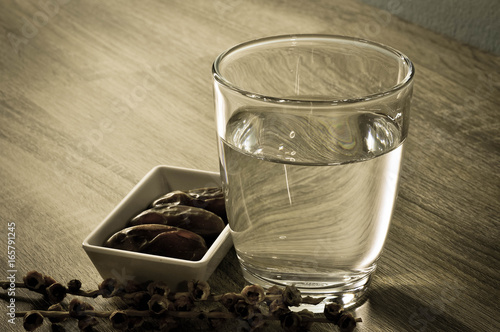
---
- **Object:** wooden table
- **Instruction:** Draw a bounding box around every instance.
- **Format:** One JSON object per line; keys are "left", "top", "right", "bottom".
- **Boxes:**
{"left": 1, "top": 0, "right": 498, "bottom": 331}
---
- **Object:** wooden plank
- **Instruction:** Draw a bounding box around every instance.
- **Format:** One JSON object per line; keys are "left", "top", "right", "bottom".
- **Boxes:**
{"left": 0, "top": 0, "right": 498, "bottom": 331}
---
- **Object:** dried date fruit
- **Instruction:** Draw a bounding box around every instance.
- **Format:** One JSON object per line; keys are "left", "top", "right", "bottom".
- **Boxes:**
{"left": 128, "top": 205, "right": 225, "bottom": 245}
{"left": 104, "top": 224, "right": 207, "bottom": 261}
{"left": 142, "top": 230, "right": 207, "bottom": 261}
{"left": 104, "top": 224, "right": 176, "bottom": 252}
{"left": 151, "top": 187, "right": 227, "bottom": 221}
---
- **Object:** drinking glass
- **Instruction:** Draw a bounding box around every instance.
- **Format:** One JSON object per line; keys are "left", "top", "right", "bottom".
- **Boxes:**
{"left": 212, "top": 34, "right": 414, "bottom": 308}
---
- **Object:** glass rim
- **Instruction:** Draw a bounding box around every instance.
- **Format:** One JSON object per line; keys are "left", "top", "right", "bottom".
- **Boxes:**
{"left": 212, "top": 34, "right": 415, "bottom": 106}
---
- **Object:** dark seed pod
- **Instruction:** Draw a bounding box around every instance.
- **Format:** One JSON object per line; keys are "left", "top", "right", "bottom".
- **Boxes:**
{"left": 234, "top": 300, "right": 254, "bottom": 320}
{"left": 123, "top": 280, "right": 143, "bottom": 294}
{"left": 282, "top": 285, "right": 302, "bottom": 307}
{"left": 98, "top": 278, "right": 120, "bottom": 298}
{"left": 188, "top": 280, "right": 211, "bottom": 300}
{"left": 146, "top": 281, "right": 170, "bottom": 297}
{"left": 219, "top": 292, "right": 242, "bottom": 312}
{"left": 47, "top": 303, "right": 66, "bottom": 324}
{"left": 23, "top": 271, "right": 45, "bottom": 290}
{"left": 269, "top": 298, "right": 290, "bottom": 318}
{"left": 43, "top": 275, "right": 57, "bottom": 288}
{"left": 122, "top": 291, "right": 151, "bottom": 310}
{"left": 46, "top": 283, "right": 67, "bottom": 304}
{"left": 109, "top": 311, "right": 129, "bottom": 331}
{"left": 173, "top": 293, "right": 194, "bottom": 311}
{"left": 241, "top": 284, "right": 265, "bottom": 305}
{"left": 280, "top": 311, "right": 301, "bottom": 332}
{"left": 68, "top": 298, "right": 94, "bottom": 319}
{"left": 324, "top": 302, "right": 343, "bottom": 324}
{"left": 128, "top": 205, "right": 225, "bottom": 245}
{"left": 266, "top": 285, "right": 284, "bottom": 296}
{"left": 337, "top": 312, "right": 358, "bottom": 332}
{"left": 148, "top": 294, "right": 171, "bottom": 315}
{"left": 67, "top": 279, "right": 82, "bottom": 293}
{"left": 23, "top": 311, "right": 44, "bottom": 331}
{"left": 151, "top": 187, "right": 226, "bottom": 221}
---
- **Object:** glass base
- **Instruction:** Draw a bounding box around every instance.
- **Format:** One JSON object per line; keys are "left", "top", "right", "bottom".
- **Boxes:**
{"left": 240, "top": 264, "right": 373, "bottom": 313}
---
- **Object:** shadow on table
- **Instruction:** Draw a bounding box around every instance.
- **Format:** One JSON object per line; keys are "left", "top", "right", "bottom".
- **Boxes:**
{"left": 0, "top": 292, "right": 50, "bottom": 310}
{"left": 356, "top": 285, "right": 471, "bottom": 332}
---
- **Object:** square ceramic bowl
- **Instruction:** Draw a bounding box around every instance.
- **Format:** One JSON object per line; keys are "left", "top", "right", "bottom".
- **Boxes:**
{"left": 83, "top": 165, "right": 232, "bottom": 291}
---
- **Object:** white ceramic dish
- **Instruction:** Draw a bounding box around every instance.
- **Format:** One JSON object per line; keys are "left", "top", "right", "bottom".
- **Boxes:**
{"left": 83, "top": 165, "right": 232, "bottom": 291}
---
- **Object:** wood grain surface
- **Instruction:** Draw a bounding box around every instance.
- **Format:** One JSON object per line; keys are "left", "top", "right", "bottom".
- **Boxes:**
{"left": 0, "top": 0, "right": 499, "bottom": 331}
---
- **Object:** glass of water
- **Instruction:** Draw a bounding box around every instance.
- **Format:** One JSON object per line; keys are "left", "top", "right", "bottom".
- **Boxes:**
{"left": 212, "top": 35, "right": 414, "bottom": 309}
